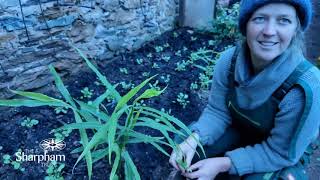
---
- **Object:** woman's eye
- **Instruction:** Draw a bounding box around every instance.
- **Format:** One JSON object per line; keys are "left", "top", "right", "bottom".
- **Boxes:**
{"left": 252, "top": 17, "right": 265, "bottom": 23}
{"left": 279, "top": 18, "right": 291, "bottom": 24}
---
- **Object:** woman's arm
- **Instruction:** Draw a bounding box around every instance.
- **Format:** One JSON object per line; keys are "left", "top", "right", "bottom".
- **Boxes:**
{"left": 189, "top": 47, "right": 235, "bottom": 145}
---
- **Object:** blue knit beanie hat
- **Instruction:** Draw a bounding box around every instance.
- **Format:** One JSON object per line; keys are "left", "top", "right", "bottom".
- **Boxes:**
{"left": 239, "top": 0, "right": 313, "bottom": 36}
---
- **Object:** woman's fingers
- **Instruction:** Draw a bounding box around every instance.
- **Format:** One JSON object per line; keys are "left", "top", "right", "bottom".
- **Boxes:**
{"left": 188, "top": 161, "right": 202, "bottom": 172}
{"left": 169, "top": 153, "right": 180, "bottom": 170}
{"left": 183, "top": 170, "right": 201, "bottom": 179}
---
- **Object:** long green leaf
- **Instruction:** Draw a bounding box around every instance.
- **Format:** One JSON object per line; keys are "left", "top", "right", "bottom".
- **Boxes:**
{"left": 72, "top": 45, "right": 121, "bottom": 102}
{"left": 114, "top": 75, "right": 156, "bottom": 112}
{"left": 134, "top": 87, "right": 166, "bottom": 103}
{"left": 0, "top": 99, "right": 65, "bottom": 107}
{"left": 109, "top": 144, "right": 121, "bottom": 180}
{"left": 49, "top": 65, "right": 77, "bottom": 107}
{"left": 123, "top": 151, "right": 141, "bottom": 180}
{"left": 76, "top": 100, "right": 110, "bottom": 121}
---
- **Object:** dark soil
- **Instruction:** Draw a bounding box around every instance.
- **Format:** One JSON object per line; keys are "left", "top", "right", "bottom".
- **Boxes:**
{"left": 0, "top": 28, "right": 319, "bottom": 180}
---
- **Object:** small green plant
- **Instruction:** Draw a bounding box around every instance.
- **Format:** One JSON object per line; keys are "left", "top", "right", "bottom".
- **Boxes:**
{"left": 190, "top": 82, "right": 199, "bottom": 91}
{"left": 210, "top": 2, "right": 241, "bottom": 43}
{"left": 152, "top": 63, "right": 160, "bottom": 69}
{"left": 163, "top": 43, "right": 170, "bottom": 48}
{"left": 160, "top": 74, "right": 171, "bottom": 84}
{"left": 199, "top": 73, "right": 211, "bottom": 90}
{"left": 81, "top": 87, "right": 93, "bottom": 99}
{"left": 175, "top": 50, "right": 182, "bottom": 57}
{"left": 147, "top": 53, "right": 153, "bottom": 58}
{"left": 21, "top": 117, "right": 39, "bottom": 128}
{"left": 120, "top": 81, "right": 134, "bottom": 90}
{"left": 175, "top": 60, "right": 189, "bottom": 71}
{"left": 51, "top": 128, "right": 72, "bottom": 141}
{"left": 154, "top": 46, "right": 164, "bottom": 53}
{"left": 45, "top": 161, "right": 65, "bottom": 180}
{"left": 119, "top": 68, "right": 128, "bottom": 75}
{"left": 175, "top": 93, "right": 190, "bottom": 109}
{"left": 161, "top": 55, "right": 171, "bottom": 62}
{"left": 191, "top": 36, "right": 197, "bottom": 41}
{"left": 136, "top": 58, "right": 143, "bottom": 65}
{"left": 2, "top": 149, "right": 25, "bottom": 172}
{"left": 148, "top": 80, "right": 161, "bottom": 91}
{"left": 173, "top": 32, "right": 179, "bottom": 38}
{"left": 142, "top": 72, "right": 150, "bottom": 77}
{"left": 54, "top": 106, "right": 68, "bottom": 114}
{"left": 0, "top": 45, "right": 205, "bottom": 180}
{"left": 183, "top": 46, "right": 188, "bottom": 51}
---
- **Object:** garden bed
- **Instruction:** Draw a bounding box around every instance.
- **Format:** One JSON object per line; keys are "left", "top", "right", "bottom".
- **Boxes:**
{"left": 0, "top": 27, "right": 319, "bottom": 180}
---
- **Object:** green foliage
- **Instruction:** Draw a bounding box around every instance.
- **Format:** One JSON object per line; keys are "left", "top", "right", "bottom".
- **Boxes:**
{"left": 175, "top": 60, "right": 189, "bottom": 72}
{"left": 173, "top": 32, "right": 179, "bottom": 38}
{"left": 210, "top": 2, "right": 241, "bottom": 43}
{"left": 136, "top": 58, "right": 143, "bottom": 65}
{"left": 163, "top": 43, "right": 170, "bottom": 48}
{"left": 54, "top": 106, "right": 68, "bottom": 114}
{"left": 175, "top": 50, "right": 182, "bottom": 57}
{"left": 190, "top": 82, "right": 199, "bottom": 91}
{"left": 51, "top": 128, "right": 72, "bottom": 141}
{"left": 147, "top": 53, "right": 153, "bottom": 58}
{"left": 21, "top": 117, "right": 39, "bottom": 128}
{"left": 154, "top": 46, "right": 164, "bottom": 53}
{"left": 152, "top": 63, "right": 160, "bottom": 69}
{"left": 148, "top": 80, "right": 161, "bottom": 91}
{"left": 120, "top": 81, "right": 134, "bottom": 90}
{"left": 2, "top": 149, "right": 25, "bottom": 172}
{"left": 160, "top": 74, "right": 171, "bottom": 84}
{"left": 161, "top": 55, "right": 171, "bottom": 62}
{"left": 81, "top": 87, "right": 93, "bottom": 99}
{"left": 119, "top": 68, "right": 128, "bottom": 75}
{"left": 175, "top": 93, "right": 190, "bottom": 109}
{"left": 45, "top": 161, "right": 65, "bottom": 180}
{"left": 0, "top": 45, "right": 206, "bottom": 180}
{"left": 142, "top": 72, "right": 150, "bottom": 77}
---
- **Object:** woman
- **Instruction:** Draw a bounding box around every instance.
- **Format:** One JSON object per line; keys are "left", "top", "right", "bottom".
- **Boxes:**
{"left": 169, "top": 0, "right": 320, "bottom": 179}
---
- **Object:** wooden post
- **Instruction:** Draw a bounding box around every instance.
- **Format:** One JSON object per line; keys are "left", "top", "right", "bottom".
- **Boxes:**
{"left": 179, "top": 0, "right": 216, "bottom": 30}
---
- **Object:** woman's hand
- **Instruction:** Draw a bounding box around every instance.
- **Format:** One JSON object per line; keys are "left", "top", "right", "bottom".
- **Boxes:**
{"left": 169, "top": 133, "right": 199, "bottom": 172}
{"left": 182, "top": 157, "right": 232, "bottom": 180}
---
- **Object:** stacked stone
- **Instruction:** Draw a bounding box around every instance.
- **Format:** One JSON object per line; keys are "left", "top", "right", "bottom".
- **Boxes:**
{"left": 0, "top": 0, "right": 178, "bottom": 98}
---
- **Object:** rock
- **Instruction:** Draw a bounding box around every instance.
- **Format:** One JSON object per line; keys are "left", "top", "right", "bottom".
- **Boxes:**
{"left": 37, "top": 15, "right": 77, "bottom": 30}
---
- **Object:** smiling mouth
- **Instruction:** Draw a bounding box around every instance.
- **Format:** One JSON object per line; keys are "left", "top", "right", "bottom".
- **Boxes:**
{"left": 258, "top": 41, "right": 278, "bottom": 47}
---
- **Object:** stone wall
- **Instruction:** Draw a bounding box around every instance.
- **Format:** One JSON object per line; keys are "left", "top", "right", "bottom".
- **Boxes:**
{"left": 306, "top": 0, "right": 320, "bottom": 61}
{"left": 0, "top": 0, "right": 178, "bottom": 98}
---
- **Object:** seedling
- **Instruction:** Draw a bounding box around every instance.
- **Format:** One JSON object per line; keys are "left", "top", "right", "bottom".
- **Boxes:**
{"left": 163, "top": 43, "right": 170, "bottom": 48}
{"left": 45, "top": 160, "right": 65, "bottom": 180}
{"left": 51, "top": 128, "right": 72, "bottom": 141}
{"left": 155, "top": 46, "right": 164, "bottom": 53}
{"left": 142, "top": 72, "right": 150, "bottom": 77}
{"left": 54, "top": 106, "right": 68, "bottom": 114}
{"left": 175, "top": 50, "right": 182, "bottom": 57}
{"left": 81, "top": 87, "right": 93, "bottom": 99}
{"left": 152, "top": 63, "right": 160, "bottom": 69}
{"left": 21, "top": 117, "right": 39, "bottom": 128}
{"left": 147, "top": 53, "right": 153, "bottom": 58}
{"left": 136, "top": 58, "right": 143, "bottom": 65}
{"left": 148, "top": 80, "right": 161, "bottom": 91}
{"left": 190, "top": 82, "right": 199, "bottom": 90}
{"left": 119, "top": 68, "right": 128, "bottom": 75}
{"left": 175, "top": 61, "right": 189, "bottom": 72}
{"left": 161, "top": 55, "right": 171, "bottom": 62}
{"left": 173, "top": 32, "right": 179, "bottom": 38}
{"left": 120, "top": 81, "right": 134, "bottom": 90}
{"left": 176, "top": 93, "right": 190, "bottom": 109}
{"left": 2, "top": 149, "right": 25, "bottom": 172}
{"left": 191, "top": 36, "right": 197, "bottom": 41}
{"left": 160, "top": 74, "right": 171, "bottom": 84}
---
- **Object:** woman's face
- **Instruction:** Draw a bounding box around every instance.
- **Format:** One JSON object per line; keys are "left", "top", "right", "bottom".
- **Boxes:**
{"left": 246, "top": 3, "right": 298, "bottom": 64}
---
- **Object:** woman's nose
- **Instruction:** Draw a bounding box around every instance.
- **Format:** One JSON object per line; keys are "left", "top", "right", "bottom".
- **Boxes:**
{"left": 262, "top": 22, "right": 276, "bottom": 36}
